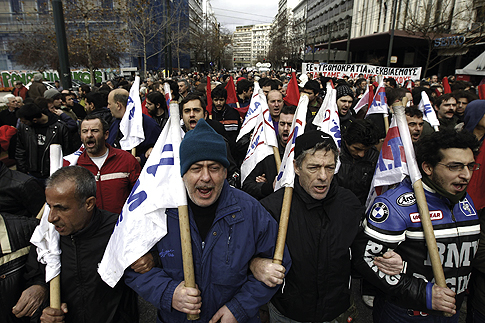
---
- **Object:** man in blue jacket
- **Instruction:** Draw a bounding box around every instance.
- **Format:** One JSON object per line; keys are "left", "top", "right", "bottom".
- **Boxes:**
{"left": 125, "top": 118, "right": 290, "bottom": 323}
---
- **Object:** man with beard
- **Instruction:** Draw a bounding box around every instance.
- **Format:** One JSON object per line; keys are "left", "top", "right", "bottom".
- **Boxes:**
{"left": 335, "top": 84, "right": 355, "bottom": 133}
{"left": 211, "top": 84, "right": 241, "bottom": 147}
{"left": 405, "top": 105, "right": 425, "bottom": 143}
{"left": 76, "top": 115, "right": 141, "bottom": 215}
{"left": 242, "top": 105, "right": 295, "bottom": 200}
{"left": 434, "top": 93, "right": 458, "bottom": 129}
{"left": 352, "top": 128, "right": 481, "bottom": 322}
{"left": 145, "top": 91, "right": 169, "bottom": 130}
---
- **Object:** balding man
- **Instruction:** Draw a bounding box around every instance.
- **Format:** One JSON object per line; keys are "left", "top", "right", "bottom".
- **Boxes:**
{"left": 106, "top": 88, "right": 161, "bottom": 165}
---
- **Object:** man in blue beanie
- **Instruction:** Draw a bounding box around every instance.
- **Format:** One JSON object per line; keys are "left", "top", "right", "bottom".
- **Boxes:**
{"left": 125, "top": 118, "right": 291, "bottom": 323}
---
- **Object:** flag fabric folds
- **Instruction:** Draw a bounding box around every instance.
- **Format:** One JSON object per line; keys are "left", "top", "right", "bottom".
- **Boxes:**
{"left": 240, "top": 94, "right": 278, "bottom": 183}
{"left": 353, "top": 85, "right": 370, "bottom": 115}
{"left": 274, "top": 95, "right": 309, "bottom": 191}
{"left": 120, "top": 76, "right": 145, "bottom": 150}
{"left": 30, "top": 145, "right": 65, "bottom": 283}
{"left": 313, "top": 82, "right": 341, "bottom": 149}
{"left": 283, "top": 72, "right": 300, "bottom": 107}
{"left": 418, "top": 91, "right": 440, "bottom": 128}
{"left": 237, "top": 82, "right": 263, "bottom": 142}
{"left": 99, "top": 106, "right": 186, "bottom": 288}
{"left": 225, "top": 76, "right": 238, "bottom": 105}
{"left": 365, "top": 81, "right": 388, "bottom": 117}
{"left": 365, "top": 114, "right": 421, "bottom": 210}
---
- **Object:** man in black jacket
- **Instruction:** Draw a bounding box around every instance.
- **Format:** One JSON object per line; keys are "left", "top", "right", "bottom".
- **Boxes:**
{"left": 252, "top": 131, "right": 364, "bottom": 322}
{"left": 15, "top": 103, "right": 69, "bottom": 185}
{"left": 14, "top": 166, "right": 138, "bottom": 323}
{"left": 335, "top": 119, "right": 380, "bottom": 206}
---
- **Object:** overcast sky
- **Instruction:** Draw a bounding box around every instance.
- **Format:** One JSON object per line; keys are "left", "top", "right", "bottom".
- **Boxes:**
{"left": 209, "top": 1, "right": 278, "bottom": 32}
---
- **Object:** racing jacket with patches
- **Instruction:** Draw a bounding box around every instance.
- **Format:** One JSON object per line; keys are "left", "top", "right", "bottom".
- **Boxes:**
{"left": 76, "top": 144, "right": 141, "bottom": 214}
{"left": 352, "top": 177, "right": 480, "bottom": 315}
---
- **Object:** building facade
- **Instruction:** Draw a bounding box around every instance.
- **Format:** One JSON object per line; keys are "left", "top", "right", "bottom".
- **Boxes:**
{"left": 233, "top": 23, "right": 272, "bottom": 68}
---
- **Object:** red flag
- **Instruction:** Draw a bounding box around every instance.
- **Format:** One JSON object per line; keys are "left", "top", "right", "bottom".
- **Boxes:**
{"left": 479, "top": 84, "right": 485, "bottom": 100}
{"left": 283, "top": 72, "right": 300, "bottom": 107}
{"left": 225, "top": 76, "right": 238, "bottom": 104}
{"left": 206, "top": 76, "right": 212, "bottom": 115}
{"left": 442, "top": 77, "right": 451, "bottom": 94}
{"left": 368, "top": 83, "right": 374, "bottom": 107}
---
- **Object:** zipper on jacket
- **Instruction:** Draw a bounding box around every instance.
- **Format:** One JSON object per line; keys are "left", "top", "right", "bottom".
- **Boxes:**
{"left": 0, "top": 263, "right": 25, "bottom": 279}
{"left": 202, "top": 241, "right": 205, "bottom": 250}
{"left": 226, "top": 226, "right": 233, "bottom": 264}
{"left": 40, "top": 126, "right": 58, "bottom": 177}
{"left": 96, "top": 170, "right": 101, "bottom": 181}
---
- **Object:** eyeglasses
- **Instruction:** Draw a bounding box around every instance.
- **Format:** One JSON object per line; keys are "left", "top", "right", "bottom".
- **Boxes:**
{"left": 437, "top": 162, "right": 480, "bottom": 172}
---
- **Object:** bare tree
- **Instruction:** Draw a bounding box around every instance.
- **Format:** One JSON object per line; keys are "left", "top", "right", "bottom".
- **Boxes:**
{"left": 126, "top": 0, "right": 189, "bottom": 78}
{"left": 7, "top": 0, "right": 126, "bottom": 84}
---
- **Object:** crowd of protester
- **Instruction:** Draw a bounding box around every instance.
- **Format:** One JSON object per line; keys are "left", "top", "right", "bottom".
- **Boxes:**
{"left": 0, "top": 68, "right": 484, "bottom": 323}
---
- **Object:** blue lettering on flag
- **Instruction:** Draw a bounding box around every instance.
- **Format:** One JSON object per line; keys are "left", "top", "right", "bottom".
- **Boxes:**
{"left": 330, "top": 122, "right": 341, "bottom": 147}
{"left": 129, "top": 107, "right": 135, "bottom": 120}
{"left": 126, "top": 180, "right": 147, "bottom": 212}
{"left": 424, "top": 103, "right": 433, "bottom": 116}
{"left": 146, "top": 144, "right": 175, "bottom": 176}
{"left": 378, "top": 137, "right": 403, "bottom": 171}
{"left": 249, "top": 102, "right": 260, "bottom": 115}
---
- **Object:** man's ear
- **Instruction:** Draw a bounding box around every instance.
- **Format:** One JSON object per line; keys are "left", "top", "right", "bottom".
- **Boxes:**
{"left": 85, "top": 196, "right": 96, "bottom": 212}
{"left": 422, "top": 161, "right": 433, "bottom": 176}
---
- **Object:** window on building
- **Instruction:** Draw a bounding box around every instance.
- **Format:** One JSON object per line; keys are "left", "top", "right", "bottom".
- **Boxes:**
{"left": 101, "top": 0, "right": 113, "bottom": 9}
{"left": 10, "top": 0, "right": 21, "bottom": 13}
{"left": 37, "top": 0, "right": 48, "bottom": 13}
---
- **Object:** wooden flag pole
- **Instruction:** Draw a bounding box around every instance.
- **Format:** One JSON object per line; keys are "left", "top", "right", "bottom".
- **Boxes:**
{"left": 273, "top": 187, "right": 293, "bottom": 265}
{"left": 394, "top": 101, "right": 452, "bottom": 317}
{"left": 273, "top": 147, "right": 281, "bottom": 171}
{"left": 131, "top": 148, "right": 136, "bottom": 157}
{"left": 178, "top": 205, "right": 199, "bottom": 320}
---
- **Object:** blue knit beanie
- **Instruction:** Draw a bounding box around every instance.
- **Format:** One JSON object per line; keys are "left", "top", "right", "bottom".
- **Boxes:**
{"left": 464, "top": 100, "right": 485, "bottom": 133}
{"left": 180, "top": 118, "right": 229, "bottom": 176}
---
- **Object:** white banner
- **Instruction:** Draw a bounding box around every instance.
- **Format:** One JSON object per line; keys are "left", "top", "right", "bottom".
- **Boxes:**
{"left": 302, "top": 63, "right": 422, "bottom": 83}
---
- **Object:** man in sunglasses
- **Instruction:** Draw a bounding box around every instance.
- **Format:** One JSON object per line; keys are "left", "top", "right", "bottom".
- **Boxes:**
{"left": 353, "top": 128, "right": 481, "bottom": 322}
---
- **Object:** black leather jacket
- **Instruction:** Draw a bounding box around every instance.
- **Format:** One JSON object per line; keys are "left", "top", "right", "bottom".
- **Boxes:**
{"left": 335, "top": 143, "right": 379, "bottom": 206}
{"left": 15, "top": 115, "right": 69, "bottom": 178}
{"left": 0, "top": 161, "right": 45, "bottom": 217}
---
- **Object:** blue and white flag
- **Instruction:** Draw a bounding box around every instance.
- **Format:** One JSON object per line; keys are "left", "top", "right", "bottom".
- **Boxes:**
{"left": 240, "top": 90, "right": 278, "bottom": 183}
{"left": 120, "top": 76, "right": 145, "bottom": 150}
{"left": 274, "top": 95, "right": 309, "bottom": 191}
{"left": 418, "top": 91, "right": 440, "bottom": 129}
{"left": 237, "top": 82, "right": 263, "bottom": 142}
{"left": 313, "top": 82, "right": 341, "bottom": 149}
{"left": 365, "top": 106, "right": 421, "bottom": 210}
{"left": 366, "top": 81, "right": 388, "bottom": 116}
{"left": 99, "top": 103, "right": 186, "bottom": 288}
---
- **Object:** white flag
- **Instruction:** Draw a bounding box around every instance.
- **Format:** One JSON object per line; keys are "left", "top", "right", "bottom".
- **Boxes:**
{"left": 366, "top": 81, "right": 388, "bottom": 116}
{"left": 237, "top": 82, "right": 263, "bottom": 142}
{"left": 240, "top": 94, "right": 278, "bottom": 183}
{"left": 274, "top": 95, "right": 309, "bottom": 191}
{"left": 313, "top": 83, "right": 342, "bottom": 149}
{"left": 353, "top": 85, "right": 370, "bottom": 114}
{"left": 29, "top": 145, "right": 64, "bottom": 283}
{"left": 99, "top": 103, "right": 186, "bottom": 288}
{"left": 418, "top": 91, "right": 440, "bottom": 128}
{"left": 120, "top": 76, "right": 145, "bottom": 150}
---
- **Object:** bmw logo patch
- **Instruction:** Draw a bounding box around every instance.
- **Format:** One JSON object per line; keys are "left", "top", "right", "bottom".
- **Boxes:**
{"left": 370, "top": 202, "right": 390, "bottom": 223}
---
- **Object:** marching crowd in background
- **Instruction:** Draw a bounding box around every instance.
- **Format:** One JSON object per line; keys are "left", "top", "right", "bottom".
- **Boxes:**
{"left": 0, "top": 67, "right": 484, "bottom": 323}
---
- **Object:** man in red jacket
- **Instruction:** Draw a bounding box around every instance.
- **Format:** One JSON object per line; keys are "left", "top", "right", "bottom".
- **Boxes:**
{"left": 77, "top": 114, "right": 141, "bottom": 214}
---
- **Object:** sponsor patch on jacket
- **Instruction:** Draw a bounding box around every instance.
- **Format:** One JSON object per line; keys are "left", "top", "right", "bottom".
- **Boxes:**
{"left": 409, "top": 210, "right": 443, "bottom": 223}
{"left": 396, "top": 192, "right": 416, "bottom": 207}
{"left": 459, "top": 198, "right": 476, "bottom": 217}
{"left": 370, "top": 202, "right": 389, "bottom": 223}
